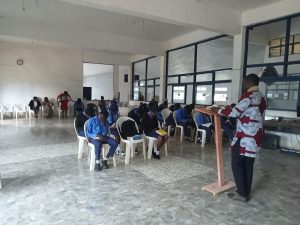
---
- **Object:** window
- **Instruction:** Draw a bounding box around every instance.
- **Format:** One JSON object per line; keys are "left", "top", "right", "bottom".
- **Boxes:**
{"left": 214, "top": 83, "right": 231, "bottom": 105}
{"left": 196, "top": 85, "right": 212, "bottom": 105}
{"left": 132, "top": 57, "right": 160, "bottom": 101}
{"left": 173, "top": 86, "right": 185, "bottom": 103}
{"left": 269, "top": 35, "right": 298, "bottom": 57}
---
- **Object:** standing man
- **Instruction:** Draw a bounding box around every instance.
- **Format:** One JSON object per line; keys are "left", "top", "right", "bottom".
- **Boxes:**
{"left": 86, "top": 110, "right": 118, "bottom": 171}
{"left": 211, "top": 74, "right": 266, "bottom": 202}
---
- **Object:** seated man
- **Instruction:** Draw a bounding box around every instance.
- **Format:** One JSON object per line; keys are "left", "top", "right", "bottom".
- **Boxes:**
{"left": 194, "top": 112, "right": 213, "bottom": 143}
{"left": 140, "top": 106, "right": 168, "bottom": 160}
{"left": 176, "top": 106, "right": 195, "bottom": 141}
{"left": 86, "top": 110, "right": 118, "bottom": 171}
{"left": 75, "top": 103, "right": 98, "bottom": 137}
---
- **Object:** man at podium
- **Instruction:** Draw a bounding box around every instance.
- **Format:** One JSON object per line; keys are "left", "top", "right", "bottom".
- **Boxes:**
{"left": 211, "top": 74, "right": 266, "bottom": 202}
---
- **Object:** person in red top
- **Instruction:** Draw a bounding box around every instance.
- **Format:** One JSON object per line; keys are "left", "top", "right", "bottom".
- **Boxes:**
{"left": 212, "top": 74, "right": 266, "bottom": 202}
{"left": 58, "top": 91, "right": 72, "bottom": 118}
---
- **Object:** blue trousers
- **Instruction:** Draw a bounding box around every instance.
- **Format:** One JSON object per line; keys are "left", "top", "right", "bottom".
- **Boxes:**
{"left": 90, "top": 137, "right": 118, "bottom": 160}
{"left": 78, "top": 130, "right": 85, "bottom": 137}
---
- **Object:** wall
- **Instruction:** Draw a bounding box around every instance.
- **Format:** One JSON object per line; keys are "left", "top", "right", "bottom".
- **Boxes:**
{"left": 83, "top": 63, "right": 114, "bottom": 100}
{"left": 118, "top": 65, "right": 130, "bottom": 103}
{"left": 0, "top": 41, "right": 82, "bottom": 105}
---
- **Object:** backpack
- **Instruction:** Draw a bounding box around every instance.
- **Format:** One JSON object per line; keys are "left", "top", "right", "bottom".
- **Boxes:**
{"left": 120, "top": 120, "right": 139, "bottom": 139}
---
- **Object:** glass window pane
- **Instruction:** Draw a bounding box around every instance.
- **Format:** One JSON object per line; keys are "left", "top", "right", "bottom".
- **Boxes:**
{"left": 270, "top": 39, "right": 281, "bottom": 47}
{"left": 186, "top": 85, "right": 193, "bottom": 104}
{"left": 146, "top": 87, "right": 154, "bottom": 101}
{"left": 139, "top": 87, "right": 145, "bottom": 100}
{"left": 173, "top": 86, "right": 185, "bottom": 104}
{"left": 288, "top": 64, "right": 300, "bottom": 76}
{"left": 214, "top": 83, "right": 231, "bottom": 105}
{"left": 133, "top": 87, "right": 139, "bottom": 100}
{"left": 168, "top": 76, "right": 178, "bottom": 84}
{"left": 289, "top": 16, "right": 300, "bottom": 61}
{"left": 197, "top": 37, "right": 233, "bottom": 72}
{"left": 134, "top": 81, "right": 139, "bottom": 87}
{"left": 180, "top": 75, "right": 194, "bottom": 83}
{"left": 140, "top": 81, "right": 145, "bottom": 86}
{"left": 155, "top": 79, "right": 160, "bottom": 86}
{"left": 168, "top": 46, "right": 195, "bottom": 75}
{"left": 270, "top": 47, "right": 281, "bottom": 57}
{"left": 134, "top": 61, "right": 146, "bottom": 80}
{"left": 215, "top": 70, "right": 232, "bottom": 81}
{"left": 148, "top": 57, "right": 160, "bottom": 79}
{"left": 248, "top": 19, "right": 286, "bottom": 65}
{"left": 147, "top": 80, "right": 154, "bottom": 86}
{"left": 155, "top": 86, "right": 160, "bottom": 101}
{"left": 246, "top": 65, "right": 284, "bottom": 78}
{"left": 196, "top": 73, "right": 212, "bottom": 82}
{"left": 196, "top": 85, "right": 212, "bottom": 105}
{"left": 167, "top": 85, "right": 172, "bottom": 103}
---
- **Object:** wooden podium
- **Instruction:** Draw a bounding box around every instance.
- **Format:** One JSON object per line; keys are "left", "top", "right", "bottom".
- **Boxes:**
{"left": 195, "top": 107, "right": 235, "bottom": 195}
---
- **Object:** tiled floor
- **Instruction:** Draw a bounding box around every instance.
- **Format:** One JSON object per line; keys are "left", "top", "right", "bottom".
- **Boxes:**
{"left": 0, "top": 118, "right": 300, "bottom": 225}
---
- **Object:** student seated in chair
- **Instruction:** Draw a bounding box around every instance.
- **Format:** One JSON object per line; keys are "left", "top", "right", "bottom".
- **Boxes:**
{"left": 176, "top": 104, "right": 195, "bottom": 142}
{"left": 194, "top": 112, "right": 213, "bottom": 143}
{"left": 86, "top": 110, "right": 118, "bottom": 171}
{"left": 75, "top": 103, "right": 98, "bottom": 137}
{"left": 140, "top": 105, "right": 168, "bottom": 160}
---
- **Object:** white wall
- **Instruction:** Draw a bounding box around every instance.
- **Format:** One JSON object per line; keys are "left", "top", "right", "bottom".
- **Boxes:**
{"left": 83, "top": 64, "right": 114, "bottom": 100}
{"left": 0, "top": 41, "right": 82, "bottom": 105}
{"left": 118, "top": 65, "right": 130, "bottom": 102}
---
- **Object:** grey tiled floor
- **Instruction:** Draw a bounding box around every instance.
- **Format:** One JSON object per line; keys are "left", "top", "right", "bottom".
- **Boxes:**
{"left": 0, "top": 118, "right": 300, "bottom": 225}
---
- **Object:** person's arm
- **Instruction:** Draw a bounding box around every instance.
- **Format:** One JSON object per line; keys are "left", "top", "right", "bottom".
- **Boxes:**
{"left": 217, "top": 96, "right": 252, "bottom": 118}
{"left": 86, "top": 119, "right": 97, "bottom": 139}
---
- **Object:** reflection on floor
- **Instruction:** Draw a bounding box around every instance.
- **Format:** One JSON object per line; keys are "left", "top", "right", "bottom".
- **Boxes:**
{"left": 0, "top": 118, "right": 300, "bottom": 225}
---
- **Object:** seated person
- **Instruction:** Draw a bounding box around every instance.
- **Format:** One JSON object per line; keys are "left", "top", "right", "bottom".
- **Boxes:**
{"left": 29, "top": 96, "right": 41, "bottom": 119}
{"left": 42, "top": 97, "right": 54, "bottom": 119}
{"left": 194, "top": 112, "right": 213, "bottom": 143}
{"left": 158, "top": 99, "right": 168, "bottom": 112}
{"left": 86, "top": 110, "right": 118, "bottom": 171}
{"left": 128, "top": 107, "right": 141, "bottom": 126}
{"left": 161, "top": 108, "right": 176, "bottom": 136}
{"left": 176, "top": 105, "right": 195, "bottom": 141}
{"left": 99, "top": 96, "right": 106, "bottom": 111}
{"left": 74, "top": 98, "right": 84, "bottom": 117}
{"left": 221, "top": 104, "right": 237, "bottom": 141}
{"left": 140, "top": 106, "right": 168, "bottom": 160}
{"left": 75, "top": 103, "right": 98, "bottom": 137}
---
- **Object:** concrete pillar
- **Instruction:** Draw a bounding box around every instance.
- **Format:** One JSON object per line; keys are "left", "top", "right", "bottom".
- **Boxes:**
{"left": 159, "top": 56, "right": 165, "bottom": 103}
{"left": 231, "top": 28, "right": 246, "bottom": 103}
{"left": 113, "top": 64, "right": 119, "bottom": 100}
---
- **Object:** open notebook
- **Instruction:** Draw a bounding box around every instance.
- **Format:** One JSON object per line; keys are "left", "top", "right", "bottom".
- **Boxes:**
{"left": 156, "top": 129, "right": 168, "bottom": 136}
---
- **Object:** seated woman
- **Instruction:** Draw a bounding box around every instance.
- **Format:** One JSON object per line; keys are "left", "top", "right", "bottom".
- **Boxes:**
{"left": 42, "top": 97, "right": 54, "bottom": 119}
{"left": 140, "top": 105, "right": 168, "bottom": 160}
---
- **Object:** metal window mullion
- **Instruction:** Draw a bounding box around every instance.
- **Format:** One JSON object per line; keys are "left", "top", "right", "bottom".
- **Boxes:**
{"left": 283, "top": 17, "right": 291, "bottom": 77}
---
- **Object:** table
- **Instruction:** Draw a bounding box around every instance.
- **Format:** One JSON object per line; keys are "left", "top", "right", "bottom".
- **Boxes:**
{"left": 195, "top": 107, "right": 235, "bottom": 195}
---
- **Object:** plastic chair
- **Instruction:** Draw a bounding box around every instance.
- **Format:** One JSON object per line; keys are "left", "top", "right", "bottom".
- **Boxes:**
{"left": 143, "top": 132, "right": 168, "bottom": 160}
{"left": 14, "top": 104, "right": 28, "bottom": 119}
{"left": 116, "top": 117, "right": 146, "bottom": 165}
{"left": 173, "top": 110, "right": 184, "bottom": 142}
{"left": 193, "top": 113, "right": 209, "bottom": 147}
{"left": 74, "top": 118, "right": 87, "bottom": 159}
{"left": 2, "top": 104, "right": 14, "bottom": 119}
{"left": 84, "top": 120, "right": 116, "bottom": 171}
{"left": 161, "top": 108, "right": 172, "bottom": 136}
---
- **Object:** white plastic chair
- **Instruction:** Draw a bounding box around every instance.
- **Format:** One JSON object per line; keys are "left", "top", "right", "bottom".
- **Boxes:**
{"left": 116, "top": 117, "right": 146, "bottom": 165}
{"left": 74, "top": 118, "right": 87, "bottom": 159}
{"left": 173, "top": 110, "right": 184, "bottom": 142}
{"left": 2, "top": 104, "right": 14, "bottom": 119}
{"left": 84, "top": 120, "right": 116, "bottom": 171}
{"left": 143, "top": 133, "right": 168, "bottom": 160}
{"left": 193, "top": 113, "right": 208, "bottom": 147}
{"left": 14, "top": 104, "right": 28, "bottom": 119}
{"left": 161, "top": 108, "right": 172, "bottom": 136}
{"left": 0, "top": 104, "right": 3, "bottom": 120}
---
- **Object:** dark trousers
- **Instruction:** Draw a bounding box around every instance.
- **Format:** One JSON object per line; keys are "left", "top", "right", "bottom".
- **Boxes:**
{"left": 198, "top": 125, "right": 212, "bottom": 142}
{"left": 90, "top": 137, "right": 118, "bottom": 160}
{"left": 231, "top": 139, "right": 255, "bottom": 197}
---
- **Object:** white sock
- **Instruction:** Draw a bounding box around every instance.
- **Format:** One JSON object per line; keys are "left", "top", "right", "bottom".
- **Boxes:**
{"left": 96, "top": 160, "right": 100, "bottom": 164}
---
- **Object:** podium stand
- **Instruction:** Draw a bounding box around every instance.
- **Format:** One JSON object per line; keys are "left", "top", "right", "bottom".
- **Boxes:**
{"left": 195, "top": 107, "right": 235, "bottom": 195}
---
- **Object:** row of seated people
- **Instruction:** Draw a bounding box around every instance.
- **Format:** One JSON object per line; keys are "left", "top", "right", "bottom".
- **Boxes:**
{"left": 75, "top": 102, "right": 168, "bottom": 171}
{"left": 128, "top": 100, "right": 236, "bottom": 144}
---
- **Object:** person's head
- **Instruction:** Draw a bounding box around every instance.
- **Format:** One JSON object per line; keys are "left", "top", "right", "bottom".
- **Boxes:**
{"left": 33, "top": 96, "right": 38, "bottom": 100}
{"left": 64, "top": 91, "right": 68, "bottom": 95}
{"left": 85, "top": 103, "right": 98, "bottom": 117}
{"left": 98, "top": 110, "right": 108, "bottom": 123}
{"left": 101, "top": 96, "right": 104, "bottom": 100}
{"left": 149, "top": 105, "right": 158, "bottom": 117}
{"left": 242, "top": 73, "right": 259, "bottom": 93}
{"left": 77, "top": 98, "right": 81, "bottom": 102}
{"left": 44, "top": 97, "right": 49, "bottom": 101}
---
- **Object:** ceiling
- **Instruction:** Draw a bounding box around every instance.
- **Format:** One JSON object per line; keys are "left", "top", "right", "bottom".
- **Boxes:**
{"left": 0, "top": 0, "right": 195, "bottom": 42}
{"left": 195, "top": 0, "right": 283, "bottom": 12}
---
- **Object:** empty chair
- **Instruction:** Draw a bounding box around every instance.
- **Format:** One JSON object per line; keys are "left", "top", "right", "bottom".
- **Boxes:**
{"left": 14, "top": 104, "right": 29, "bottom": 119}
{"left": 173, "top": 110, "right": 184, "bottom": 142}
{"left": 74, "top": 118, "right": 87, "bottom": 159}
{"left": 1, "top": 104, "right": 14, "bottom": 119}
{"left": 84, "top": 120, "right": 116, "bottom": 171}
{"left": 116, "top": 116, "right": 146, "bottom": 165}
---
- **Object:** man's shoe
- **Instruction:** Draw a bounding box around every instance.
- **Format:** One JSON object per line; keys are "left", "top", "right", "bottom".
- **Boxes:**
{"left": 94, "top": 163, "right": 101, "bottom": 172}
{"left": 103, "top": 160, "right": 109, "bottom": 169}
{"left": 227, "top": 192, "right": 247, "bottom": 202}
{"left": 152, "top": 152, "right": 160, "bottom": 160}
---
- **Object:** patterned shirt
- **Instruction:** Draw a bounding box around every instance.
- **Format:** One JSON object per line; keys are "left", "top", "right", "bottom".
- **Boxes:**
{"left": 218, "top": 87, "right": 266, "bottom": 158}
